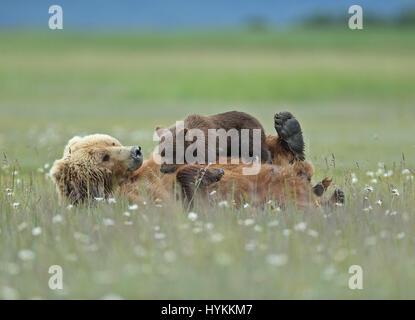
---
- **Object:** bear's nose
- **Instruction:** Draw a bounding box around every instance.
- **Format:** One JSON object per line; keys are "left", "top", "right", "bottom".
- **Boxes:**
{"left": 131, "top": 146, "right": 142, "bottom": 159}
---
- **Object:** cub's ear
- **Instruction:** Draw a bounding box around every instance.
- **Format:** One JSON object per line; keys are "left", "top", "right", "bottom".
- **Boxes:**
{"left": 155, "top": 126, "right": 165, "bottom": 137}
{"left": 178, "top": 127, "right": 189, "bottom": 136}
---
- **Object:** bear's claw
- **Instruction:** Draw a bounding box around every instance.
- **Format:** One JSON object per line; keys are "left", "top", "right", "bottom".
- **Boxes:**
{"left": 333, "top": 189, "right": 345, "bottom": 204}
{"left": 274, "top": 112, "right": 305, "bottom": 160}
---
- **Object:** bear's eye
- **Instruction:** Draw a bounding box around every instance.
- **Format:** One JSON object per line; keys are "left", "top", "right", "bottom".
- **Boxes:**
{"left": 103, "top": 154, "right": 110, "bottom": 162}
{"left": 112, "top": 142, "right": 116, "bottom": 146}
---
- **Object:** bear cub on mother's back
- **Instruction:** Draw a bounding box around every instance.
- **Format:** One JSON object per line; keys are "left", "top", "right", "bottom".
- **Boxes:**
{"left": 156, "top": 111, "right": 272, "bottom": 173}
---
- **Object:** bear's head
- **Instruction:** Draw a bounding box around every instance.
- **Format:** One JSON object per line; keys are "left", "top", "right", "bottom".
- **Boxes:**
{"left": 50, "top": 134, "right": 143, "bottom": 204}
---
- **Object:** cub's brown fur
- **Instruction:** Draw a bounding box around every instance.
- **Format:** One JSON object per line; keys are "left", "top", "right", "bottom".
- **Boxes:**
{"left": 155, "top": 111, "right": 272, "bottom": 173}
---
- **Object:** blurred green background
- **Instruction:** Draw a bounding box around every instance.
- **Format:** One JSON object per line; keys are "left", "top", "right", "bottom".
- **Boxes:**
{"left": 1, "top": 27, "right": 414, "bottom": 174}
{"left": 1, "top": 1, "right": 415, "bottom": 300}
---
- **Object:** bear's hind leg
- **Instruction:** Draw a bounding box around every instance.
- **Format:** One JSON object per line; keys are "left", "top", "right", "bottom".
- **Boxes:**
{"left": 176, "top": 166, "right": 224, "bottom": 209}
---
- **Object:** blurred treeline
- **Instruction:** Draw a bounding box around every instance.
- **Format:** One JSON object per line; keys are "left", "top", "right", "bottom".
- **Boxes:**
{"left": 244, "top": 7, "right": 415, "bottom": 31}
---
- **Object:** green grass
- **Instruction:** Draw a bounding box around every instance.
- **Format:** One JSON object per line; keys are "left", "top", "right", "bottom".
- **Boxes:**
{"left": 0, "top": 28, "right": 414, "bottom": 299}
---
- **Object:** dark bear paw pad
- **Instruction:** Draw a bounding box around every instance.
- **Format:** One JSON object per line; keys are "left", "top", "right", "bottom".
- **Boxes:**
{"left": 274, "top": 112, "right": 305, "bottom": 159}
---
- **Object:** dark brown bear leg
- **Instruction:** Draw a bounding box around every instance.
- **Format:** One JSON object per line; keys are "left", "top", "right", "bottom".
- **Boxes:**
{"left": 312, "top": 177, "right": 332, "bottom": 197}
{"left": 320, "top": 189, "right": 345, "bottom": 208}
{"left": 176, "top": 166, "right": 224, "bottom": 209}
{"left": 274, "top": 112, "right": 305, "bottom": 161}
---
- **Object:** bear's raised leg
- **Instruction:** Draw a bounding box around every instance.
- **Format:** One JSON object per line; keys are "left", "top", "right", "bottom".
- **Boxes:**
{"left": 274, "top": 112, "right": 305, "bottom": 161}
{"left": 176, "top": 166, "right": 224, "bottom": 209}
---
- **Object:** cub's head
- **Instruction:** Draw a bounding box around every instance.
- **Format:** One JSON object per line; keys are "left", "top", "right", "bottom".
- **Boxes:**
{"left": 155, "top": 125, "right": 198, "bottom": 174}
{"left": 50, "top": 134, "right": 143, "bottom": 204}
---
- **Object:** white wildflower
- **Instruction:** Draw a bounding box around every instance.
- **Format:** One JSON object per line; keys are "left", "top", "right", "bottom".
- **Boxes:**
{"left": 154, "top": 232, "right": 166, "bottom": 240}
{"left": 18, "top": 249, "right": 35, "bottom": 261}
{"left": 209, "top": 190, "right": 217, "bottom": 196}
{"left": 44, "top": 163, "right": 50, "bottom": 169}
{"left": 205, "top": 222, "right": 214, "bottom": 230}
{"left": 406, "top": 175, "right": 414, "bottom": 181}
{"left": 282, "top": 229, "right": 291, "bottom": 237}
{"left": 123, "top": 211, "right": 131, "bottom": 217}
{"left": 402, "top": 169, "right": 410, "bottom": 175}
{"left": 384, "top": 170, "right": 393, "bottom": 177}
{"left": 32, "top": 227, "right": 42, "bottom": 236}
{"left": 370, "top": 178, "right": 378, "bottom": 184}
{"left": 294, "top": 222, "right": 307, "bottom": 231}
{"left": 365, "top": 185, "right": 374, "bottom": 192}
{"left": 94, "top": 197, "right": 104, "bottom": 202}
{"left": 187, "top": 212, "right": 198, "bottom": 221}
{"left": 128, "top": 204, "right": 138, "bottom": 210}
{"left": 366, "top": 171, "right": 374, "bottom": 177}
{"left": 376, "top": 200, "right": 383, "bottom": 206}
{"left": 218, "top": 200, "right": 228, "bottom": 207}
{"left": 12, "top": 202, "right": 20, "bottom": 208}
{"left": 376, "top": 168, "right": 384, "bottom": 175}
{"left": 103, "top": 218, "right": 114, "bottom": 226}
{"left": 107, "top": 198, "right": 116, "bottom": 204}
{"left": 266, "top": 254, "right": 288, "bottom": 267}
{"left": 396, "top": 232, "right": 405, "bottom": 239}
{"left": 17, "top": 222, "right": 27, "bottom": 231}
{"left": 243, "top": 218, "right": 255, "bottom": 226}
{"left": 268, "top": 220, "right": 279, "bottom": 227}
{"left": 253, "top": 225, "right": 263, "bottom": 232}
{"left": 363, "top": 206, "right": 373, "bottom": 212}
{"left": 307, "top": 229, "right": 319, "bottom": 238}
{"left": 391, "top": 189, "right": 400, "bottom": 196}
{"left": 243, "top": 203, "right": 250, "bottom": 209}
{"left": 12, "top": 171, "right": 18, "bottom": 176}
{"left": 210, "top": 233, "right": 224, "bottom": 243}
{"left": 192, "top": 227, "right": 203, "bottom": 234}
{"left": 1, "top": 286, "right": 19, "bottom": 300}
{"left": 101, "top": 294, "right": 123, "bottom": 300}
{"left": 335, "top": 202, "right": 343, "bottom": 207}
{"left": 351, "top": 173, "right": 358, "bottom": 184}
{"left": 66, "top": 204, "right": 73, "bottom": 210}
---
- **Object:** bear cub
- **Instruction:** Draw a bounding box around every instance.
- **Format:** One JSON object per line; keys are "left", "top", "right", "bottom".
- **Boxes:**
{"left": 156, "top": 111, "right": 272, "bottom": 173}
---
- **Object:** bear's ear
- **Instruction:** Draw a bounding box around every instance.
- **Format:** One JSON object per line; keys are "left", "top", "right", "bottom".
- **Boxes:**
{"left": 155, "top": 126, "right": 165, "bottom": 137}
{"left": 50, "top": 158, "right": 98, "bottom": 204}
{"left": 50, "top": 158, "right": 69, "bottom": 201}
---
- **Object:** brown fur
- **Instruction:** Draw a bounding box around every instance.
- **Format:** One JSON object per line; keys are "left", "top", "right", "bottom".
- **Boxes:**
{"left": 51, "top": 134, "right": 342, "bottom": 209}
{"left": 155, "top": 111, "right": 272, "bottom": 173}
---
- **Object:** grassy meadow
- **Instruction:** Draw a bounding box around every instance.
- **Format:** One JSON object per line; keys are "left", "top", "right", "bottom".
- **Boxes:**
{"left": 0, "top": 27, "right": 415, "bottom": 299}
